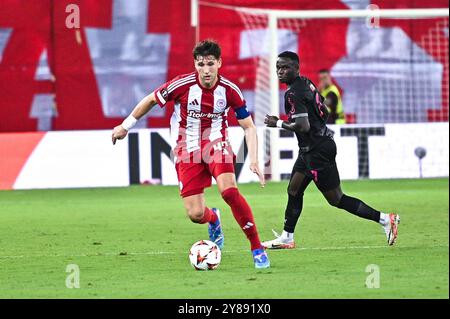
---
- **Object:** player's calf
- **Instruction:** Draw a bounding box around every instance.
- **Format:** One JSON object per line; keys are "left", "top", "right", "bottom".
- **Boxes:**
{"left": 187, "top": 207, "right": 218, "bottom": 224}
{"left": 221, "top": 187, "right": 263, "bottom": 251}
{"left": 335, "top": 194, "right": 381, "bottom": 223}
{"left": 187, "top": 210, "right": 204, "bottom": 223}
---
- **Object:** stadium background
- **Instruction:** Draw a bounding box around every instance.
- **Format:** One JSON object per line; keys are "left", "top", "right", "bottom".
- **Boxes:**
{"left": 0, "top": 0, "right": 448, "bottom": 132}
{"left": 0, "top": 0, "right": 448, "bottom": 190}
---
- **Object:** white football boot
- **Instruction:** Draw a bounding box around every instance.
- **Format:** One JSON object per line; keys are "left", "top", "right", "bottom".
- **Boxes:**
{"left": 382, "top": 213, "right": 400, "bottom": 246}
{"left": 262, "top": 229, "right": 296, "bottom": 249}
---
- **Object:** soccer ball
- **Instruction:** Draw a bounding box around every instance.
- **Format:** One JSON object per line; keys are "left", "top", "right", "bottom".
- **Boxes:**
{"left": 189, "top": 240, "right": 221, "bottom": 270}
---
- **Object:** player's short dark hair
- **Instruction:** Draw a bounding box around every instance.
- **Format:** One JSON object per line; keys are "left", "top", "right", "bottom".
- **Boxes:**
{"left": 319, "top": 69, "right": 330, "bottom": 74}
{"left": 278, "top": 51, "right": 299, "bottom": 65}
{"left": 193, "top": 39, "right": 221, "bottom": 60}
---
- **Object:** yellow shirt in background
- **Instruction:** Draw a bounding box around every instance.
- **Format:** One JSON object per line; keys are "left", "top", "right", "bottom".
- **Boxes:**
{"left": 321, "top": 84, "right": 345, "bottom": 124}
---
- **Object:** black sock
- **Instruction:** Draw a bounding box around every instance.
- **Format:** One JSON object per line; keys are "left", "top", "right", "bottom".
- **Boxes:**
{"left": 337, "top": 194, "right": 380, "bottom": 222}
{"left": 283, "top": 193, "right": 303, "bottom": 233}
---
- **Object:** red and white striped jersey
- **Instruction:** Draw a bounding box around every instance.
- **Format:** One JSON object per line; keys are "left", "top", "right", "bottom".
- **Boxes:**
{"left": 153, "top": 72, "right": 246, "bottom": 154}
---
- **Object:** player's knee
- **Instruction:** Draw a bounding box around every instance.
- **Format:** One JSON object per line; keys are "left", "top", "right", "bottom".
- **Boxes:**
{"left": 327, "top": 198, "right": 340, "bottom": 207}
{"left": 187, "top": 209, "right": 204, "bottom": 223}
{"left": 218, "top": 180, "right": 238, "bottom": 194}
{"left": 327, "top": 194, "right": 342, "bottom": 207}
{"left": 287, "top": 185, "right": 302, "bottom": 198}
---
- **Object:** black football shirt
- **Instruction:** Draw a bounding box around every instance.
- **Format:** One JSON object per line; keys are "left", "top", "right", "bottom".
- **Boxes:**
{"left": 284, "top": 76, "right": 334, "bottom": 151}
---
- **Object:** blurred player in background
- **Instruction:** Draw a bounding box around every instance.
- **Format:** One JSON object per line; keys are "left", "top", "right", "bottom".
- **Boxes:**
{"left": 318, "top": 69, "right": 345, "bottom": 124}
{"left": 263, "top": 51, "right": 400, "bottom": 249}
{"left": 112, "top": 40, "right": 270, "bottom": 269}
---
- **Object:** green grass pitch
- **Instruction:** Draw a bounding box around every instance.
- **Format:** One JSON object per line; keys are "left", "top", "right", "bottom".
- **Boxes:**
{"left": 0, "top": 178, "right": 448, "bottom": 298}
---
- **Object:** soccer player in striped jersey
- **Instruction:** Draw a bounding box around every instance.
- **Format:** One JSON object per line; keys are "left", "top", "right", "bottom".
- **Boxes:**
{"left": 112, "top": 40, "right": 270, "bottom": 269}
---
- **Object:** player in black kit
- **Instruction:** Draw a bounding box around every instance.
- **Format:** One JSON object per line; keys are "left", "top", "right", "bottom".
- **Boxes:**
{"left": 262, "top": 51, "right": 400, "bottom": 249}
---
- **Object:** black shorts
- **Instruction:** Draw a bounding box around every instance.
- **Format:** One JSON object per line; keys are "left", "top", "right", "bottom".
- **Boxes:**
{"left": 292, "top": 138, "right": 340, "bottom": 192}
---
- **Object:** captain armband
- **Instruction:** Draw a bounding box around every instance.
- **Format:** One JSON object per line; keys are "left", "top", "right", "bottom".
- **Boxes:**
{"left": 234, "top": 105, "right": 251, "bottom": 120}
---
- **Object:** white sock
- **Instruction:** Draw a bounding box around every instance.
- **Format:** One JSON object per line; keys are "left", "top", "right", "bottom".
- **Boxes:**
{"left": 379, "top": 213, "right": 389, "bottom": 226}
{"left": 281, "top": 230, "right": 294, "bottom": 242}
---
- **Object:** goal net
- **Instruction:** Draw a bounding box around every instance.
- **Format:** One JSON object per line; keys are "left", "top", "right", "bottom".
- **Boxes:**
{"left": 196, "top": 2, "right": 449, "bottom": 181}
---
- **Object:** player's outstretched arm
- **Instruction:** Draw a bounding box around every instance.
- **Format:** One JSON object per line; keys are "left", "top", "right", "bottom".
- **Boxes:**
{"left": 264, "top": 114, "right": 310, "bottom": 134}
{"left": 238, "top": 116, "right": 265, "bottom": 188}
{"left": 112, "top": 93, "right": 158, "bottom": 145}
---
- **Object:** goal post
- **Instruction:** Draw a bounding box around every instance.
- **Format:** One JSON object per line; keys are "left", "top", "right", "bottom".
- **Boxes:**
{"left": 260, "top": 7, "right": 449, "bottom": 181}
{"left": 194, "top": 2, "right": 449, "bottom": 181}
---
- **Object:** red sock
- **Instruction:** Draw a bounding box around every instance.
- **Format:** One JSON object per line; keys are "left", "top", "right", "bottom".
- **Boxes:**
{"left": 198, "top": 207, "right": 218, "bottom": 224}
{"left": 221, "top": 187, "right": 262, "bottom": 250}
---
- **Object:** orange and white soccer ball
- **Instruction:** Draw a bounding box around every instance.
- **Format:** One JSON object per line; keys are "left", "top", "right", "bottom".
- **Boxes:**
{"left": 189, "top": 240, "right": 221, "bottom": 270}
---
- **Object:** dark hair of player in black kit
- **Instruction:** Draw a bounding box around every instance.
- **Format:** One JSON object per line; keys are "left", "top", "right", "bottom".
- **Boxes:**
{"left": 278, "top": 51, "right": 300, "bottom": 66}
{"left": 192, "top": 40, "right": 222, "bottom": 60}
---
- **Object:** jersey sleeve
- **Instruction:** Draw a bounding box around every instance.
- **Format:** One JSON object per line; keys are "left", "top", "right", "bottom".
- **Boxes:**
{"left": 226, "top": 84, "right": 246, "bottom": 110}
{"left": 225, "top": 83, "right": 251, "bottom": 119}
{"left": 153, "top": 74, "right": 191, "bottom": 107}
{"left": 153, "top": 82, "right": 172, "bottom": 108}
{"left": 286, "top": 91, "right": 309, "bottom": 119}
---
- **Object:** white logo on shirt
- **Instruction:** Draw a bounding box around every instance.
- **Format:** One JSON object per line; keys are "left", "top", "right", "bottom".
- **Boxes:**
{"left": 188, "top": 110, "right": 221, "bottom": 119}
